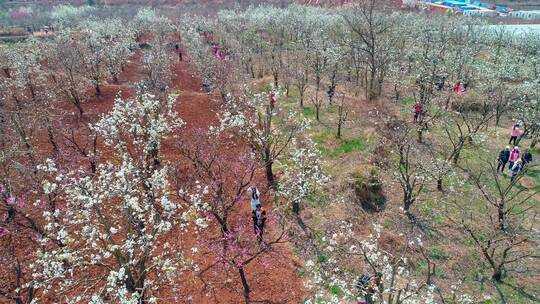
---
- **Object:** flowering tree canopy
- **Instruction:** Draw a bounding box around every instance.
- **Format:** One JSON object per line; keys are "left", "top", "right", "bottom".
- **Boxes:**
{"left": 31, "top": 89, "right": 201, "bottom": 303}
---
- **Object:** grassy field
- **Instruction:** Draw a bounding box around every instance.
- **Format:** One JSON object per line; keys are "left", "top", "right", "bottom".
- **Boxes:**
{"left": 275, "top": 81, "right": 540, "bottom": 303}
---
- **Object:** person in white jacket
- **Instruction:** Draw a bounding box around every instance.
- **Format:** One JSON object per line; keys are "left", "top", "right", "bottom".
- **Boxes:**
{"left": 510, "top": 159, "right": 523, "bottom": 182}
{"left": 249, "top": 186, "right": 261, "bottom": 211}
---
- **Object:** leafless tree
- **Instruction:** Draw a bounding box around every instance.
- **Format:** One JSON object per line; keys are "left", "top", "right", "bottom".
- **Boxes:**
{"left": 342, "top": 0, "right": 395, "bottom": 100}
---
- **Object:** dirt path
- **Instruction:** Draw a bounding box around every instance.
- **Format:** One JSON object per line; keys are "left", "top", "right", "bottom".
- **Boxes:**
{"left": 167, "top": 56, "right": 306, "bottom": 303}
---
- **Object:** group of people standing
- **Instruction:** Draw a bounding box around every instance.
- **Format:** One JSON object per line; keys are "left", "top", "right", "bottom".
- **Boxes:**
{"left": 497, "top": 124, "right": 534, "bottom": 181}
{"left": 249, "top": 186, "right": 266, "bottom": 243}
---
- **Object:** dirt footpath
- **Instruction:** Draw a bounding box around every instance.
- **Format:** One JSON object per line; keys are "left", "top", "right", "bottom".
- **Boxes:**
{"left": 166, "top": 55, "right": 306, "bottom": 303}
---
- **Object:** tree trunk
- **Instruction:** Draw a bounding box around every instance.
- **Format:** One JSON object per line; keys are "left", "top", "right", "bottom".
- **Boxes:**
{"left": 77, "top": 103, "right": 84, "bottom": 118}
{"left": 292, "top": 200, "right": 300, "bottom": 215}
{"left": 403, "top": 189, "right": 413, "bottom": 215}
{"left": 238, "top": 267, "right": 251, "bottom": 304}
{"left": 95, "top": 83, "right": 101, "bottom": 96}
{"left": 29, "top": 84, "right": 36, "bottom": 100}
{"left": 452, "top": 146, "right": 462, "bottom": 165}
{"left": 68, "top": 86, "right": 84, "bottom": 117}
{"left": 437, "top": 178, "right": 443, "bottom": 192}
{"left": 368, "top": 67, "right": 377, "bottom": 101}
{"left": 492, "top": 268, "right": 502, "bottom": 282}
{"left": 14, "top": 260, "right": 24, "bottom": 304}
{"left": 6, "top": 206, "right": 16, "bottom": 223}
{"left": 498, "top": 202, "right": 506, "bottom": 231}
{"left": 265, "top": 159, "right": 274, "bottom": 188}
{"left": 264, "top": 145, "right": 274, "bottom": 187}
{"left": 46, "top": 124, "right": 59, "bottom": 158}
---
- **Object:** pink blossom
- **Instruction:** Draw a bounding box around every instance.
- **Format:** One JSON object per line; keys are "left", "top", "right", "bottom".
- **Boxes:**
{"left": 10, "top": 11, "right": 31, "bottom": 19}
{"left": 6, "top": 194, "right": 16, "bottom": 206}
{"left": 0, "top": 227, "right": 10, "bottom": 237}
{"left": 31, "top": 233, "right": 42, "bottom": 242}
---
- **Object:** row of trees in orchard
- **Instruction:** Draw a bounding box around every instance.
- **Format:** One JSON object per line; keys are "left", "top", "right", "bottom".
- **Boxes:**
{"left": 1, "top": 5, "right": 321, "bottom": 304}
{"left": 0, "top": 6, "right": 198, "bottom": 303}
{"left": 185, "top": 2, "right": 540, "bottom": 303}
{"left": 203, "top": 3, "right": 540, "bottom": 145}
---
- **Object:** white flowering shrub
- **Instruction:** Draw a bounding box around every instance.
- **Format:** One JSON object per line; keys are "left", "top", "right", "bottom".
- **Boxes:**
{"left": 515, "top": 80, "right": 540, "bottom": 147}
{"left": 93, "top": 88, "right": 182, "bottom": 158}
{"left": 216, "top": 85, "right": 310, "bottom": 186}
{"left": 31, "top": 89, "right": 198, "bottom": 302}
{"left": 278, "top": 137, "right": 328, "bottom": 214}
{"left": 131, "top": 8, "right": 171, "bottom": 40}
{"left": 50, "top": 5, "right": 95, "bottom": 28}
{"left": 304, "top": 223, "right": 473, "bottom": 304}
{"left": 75, "top": 19, "right": 132, "bottom": 96}
{"left": 180, "top": 20, "right": 234, "bottom": 102}
{"left": 80, "top": 19, "right": 136, "bottom": 84}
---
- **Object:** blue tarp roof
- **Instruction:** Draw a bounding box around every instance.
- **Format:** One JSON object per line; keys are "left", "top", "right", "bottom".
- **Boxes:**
{"left": 472, "top": 1, "right": 491, "bottom": 8}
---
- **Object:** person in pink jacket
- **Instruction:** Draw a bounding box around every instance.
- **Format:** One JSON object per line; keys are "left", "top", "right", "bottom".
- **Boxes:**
{"left": 508, "top": 146, "right": 520, "bottom": 170}
{"left": 509, "top": 124, "right": 522, "bottom": 146}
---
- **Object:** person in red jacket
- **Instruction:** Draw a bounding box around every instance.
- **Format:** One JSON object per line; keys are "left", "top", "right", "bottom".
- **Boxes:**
{"left": 270, "top": 91, "right": 276, "bottom": 109}
{"left": 509, "top": 124, "right": 522, "bottom": 146}
{"left": 453, "top": 82, "right": 460, "bottom": 93}
{"left": 508, "top": 146, "right": 520, "bottom": 170}
{"left": 413, "top": 101, "right": 422, "bottom": 122}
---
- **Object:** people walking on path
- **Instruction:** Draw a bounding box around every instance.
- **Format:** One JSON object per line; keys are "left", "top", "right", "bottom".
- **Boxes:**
{"left": 252, "top": 204, "right": 267, "bottom": 243}
{"left": 249, "top": 186, "right": 261, "bottom": 211}
{"left": 509, "top": 146, "right": 521, "bottom": 170}
{"left": 497, "top": 146, "right": 510, "bottom": 173}
{"left": 509, "top": 124, "right": 522, "bottom": 146}
{"left": 511, "top": 159, "right": 523, "bottom": 182}
{"left": 356, "top": 272, "right": 382, "bottom": 304}
{"left": 175, "top": 44, "right": 182, "bottom": 61}
{"left": 522, "top": 149, "right": 533, "bottom": 167}
{"left": 413, "top": 101, "right": 422, "bottom": 123}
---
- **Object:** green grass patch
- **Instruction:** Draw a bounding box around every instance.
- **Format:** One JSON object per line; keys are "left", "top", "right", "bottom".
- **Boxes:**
{"left": 526, "top": 168, "right": 540, "bottom": 184}
{"left": 326, "top": 106, "right": 337, "bottom": 114}
{"left": 402, "top": 96, "right": 415, "bottom": 105}
{"left": 314, "top": 133, "right": 368, "bottom": 158}
{"left": 313, "top": 129, "right": 334, "bottom": 145}
{"left": 429, "top": 246, "right": 449, "bottom": 260}
{"left": 432, "top": 214, "right": 445, "bottom": 224}
{"left": 328, "top": 285, "right": 344, "bottom": 296}
{"left": 306, "top": 191, "right": 329, "bottom": 208}
{"left": 383, "top": 218, "right": 395, "bottom": 229}
{"left": 435, "top": 267, "right": 447, "bottom": 279}
{"left": 303, "top": 107, "right": 316, "bottom": 117}
{"left": 332, "top": 138, "right": 367, "bottom": 156}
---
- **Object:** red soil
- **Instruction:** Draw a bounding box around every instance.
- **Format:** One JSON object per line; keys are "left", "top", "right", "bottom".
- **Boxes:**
{"left": 0, "top": 41, "right": 305, "bottom": 303}
{"left": 163, "top": 52, "right": 306, "bottom": 304}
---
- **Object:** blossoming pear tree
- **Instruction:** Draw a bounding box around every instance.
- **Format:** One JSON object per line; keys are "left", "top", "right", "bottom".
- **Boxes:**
{"left": 304, "top": 223, "right": 474, "bottom": 304}
{"left": 31, "top": 88, "right": 203, "bottom": 303}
